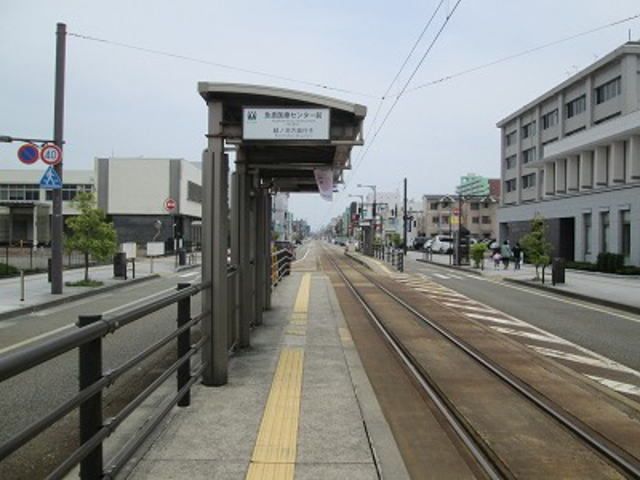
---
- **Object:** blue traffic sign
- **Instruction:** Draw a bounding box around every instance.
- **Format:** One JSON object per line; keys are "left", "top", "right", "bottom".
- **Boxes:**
{"left": 40, "top": 166, "right": 63, "bottom": 190}
{"left": 17, "top": 143, "right": 40, "bottom": 165}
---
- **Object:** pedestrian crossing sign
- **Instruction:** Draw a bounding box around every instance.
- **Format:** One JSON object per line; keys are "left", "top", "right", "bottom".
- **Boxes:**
{"left": 39, "top": 166, "right": 62, "bottom": 190}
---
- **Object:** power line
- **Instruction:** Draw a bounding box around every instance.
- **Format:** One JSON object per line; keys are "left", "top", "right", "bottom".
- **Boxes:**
{"left": 346, "top": 0, "right": 464, "bottom": 188}
{"left": 67, "top": 32, "right": 381, "bottom": 100}
{"left": 401, "top": 12, "right": 640, "bottom": 95}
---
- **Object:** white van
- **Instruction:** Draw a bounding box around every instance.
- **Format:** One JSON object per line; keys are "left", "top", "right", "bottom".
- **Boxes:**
{"left": 431, "top": 235, "right": 454, "bottom": 254}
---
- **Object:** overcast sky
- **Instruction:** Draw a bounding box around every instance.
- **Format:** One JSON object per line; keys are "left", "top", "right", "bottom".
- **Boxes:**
{"left": 1, "top": 1, "right": 639, "bottom": 229}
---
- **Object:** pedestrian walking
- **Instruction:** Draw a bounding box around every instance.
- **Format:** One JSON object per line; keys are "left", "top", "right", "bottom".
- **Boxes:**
{"left": 492, "top": 250, "right": 502, "bottom": 269}
{"left": 512, "top": 242, "right": 522, "bottom": 270}
{"left": 500, "top": 240, "right": 513, "bottom": 269}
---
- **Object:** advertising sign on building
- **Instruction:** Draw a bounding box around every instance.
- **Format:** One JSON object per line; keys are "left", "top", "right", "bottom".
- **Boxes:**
{"left": 242, "top": 108, "right": 330, "bottom": 140}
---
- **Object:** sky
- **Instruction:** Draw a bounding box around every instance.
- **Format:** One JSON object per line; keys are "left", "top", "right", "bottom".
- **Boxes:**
{"left": 1, "top": 1, "right": 640, "bottom": 229}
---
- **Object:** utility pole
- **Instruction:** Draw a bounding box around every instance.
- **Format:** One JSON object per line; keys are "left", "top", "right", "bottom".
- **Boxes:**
{"left": 402, "top": 177, "right": 408, "bottom": 255}
{"left": 51, "top": 22, "right": 66, "bottom": 294}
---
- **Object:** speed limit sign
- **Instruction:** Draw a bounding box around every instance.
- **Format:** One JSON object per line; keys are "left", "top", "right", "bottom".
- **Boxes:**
{"left": 41, "top": 144, "right": 63, "bottom": 165}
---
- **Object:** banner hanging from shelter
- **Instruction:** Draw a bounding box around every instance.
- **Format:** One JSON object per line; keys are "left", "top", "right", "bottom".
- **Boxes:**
{"left": 314, "top": 168, "right": 333, "bottom": 201}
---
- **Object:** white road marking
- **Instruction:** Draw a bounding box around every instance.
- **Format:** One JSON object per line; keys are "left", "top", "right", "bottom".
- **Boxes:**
{"left": 30, "top": 294, "right": 113, "bottom": 316}
{"left": 102, "top": 286, "right": 178, "bottom": 315}
{"left": 528, "top": 346, "right": 640, "bottom": 377}
{"left": 585, "top": 375, "right": 640, "bottom": 397}
{"left": 292, "top": 247, "right": 311, "bottom": 264}
{"left": 432, "top": 273, "right": 450, "bottom": 280}
{"left": 179, "top": 272, "right": 199, "bottom": 278}
{"left": 491, "top": 326, "right": 571, "bottom": 345}
{"left": 443, "top": 303, "right": 496, "bottom": 313}
{"left": 0, "top": 323, "right": 75, "bottom": 355}
{"left": 463, "top": 312, "right": 524, "bottom": 325}
{"left": 447, "top": 274, "right": 464, "bottom": 280}
{"left": 0, "top": 321, "right": 16, "bottom": 330}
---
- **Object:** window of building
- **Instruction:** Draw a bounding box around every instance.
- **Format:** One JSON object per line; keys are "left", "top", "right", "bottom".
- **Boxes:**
{"left": 481, "top": 216, "right": 491, "bottom": 224}
{"left": 583, "top": 213, "right": 591, "bottom": 257}
{"left": 187, "top": 181, "right": 202, "bottom": 203}
{"left": 441, "top": 202, "right": 450, "bottom": 208}
{"left": 521, "top": 121, "right": 536, "bottom": 139}
{"left": 482, "top": 202, "right": 490, "bottom": 208}
{"left": 621, "top": 210, "right": 631, "bottom": 259}
{"left": 0, "top": 184, "right": 40, "bottom": 201}
{"left": 505, "top": 179, "right": 517, "bottom": 193}
{"left": 522, "top": 147, "right": 537, "bottom": 164}
{"left": 441, "top": 215, "right": 449, "bottom": 224}
{"left": 505, "top": 155, "right": 516, "bottom": 169}
{"left": 521, "top": 173, "right": 536, "bottom": 189}
{"left": 565, "top": 95, "right": 586, "bottom": 118}
{"left": 595, "top": 76, "right": 621, "bottom": 105}
{"left": 542, "top": 109, "right": 559, "bottom": 129}
{"left": 45, "top": 184, "right": 94, "bottom": 201}
{"left": 470, "top": 202, "right": 480, "bottom": 210}
{"left": 472, "top": 216, "right": 480, "bottom": 224}
{"left": 505, "top": 130, "right": 517, "bottom": 146}
{"left": 429, "top": 202, "right": 439, "bottom": 210}
{"left": 432, "top": 216, "right": 439, "bottom": 224}
{"left": 600, "top": 211, "right": 610, "bottom": 253}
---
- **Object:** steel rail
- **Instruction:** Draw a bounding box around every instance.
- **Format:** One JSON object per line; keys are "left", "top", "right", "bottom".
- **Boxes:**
{"left": 340, "top": 253, "right": 640, "bottom": 478}
{"left": 326, "top": 252, "right": 505, "bottom": 480}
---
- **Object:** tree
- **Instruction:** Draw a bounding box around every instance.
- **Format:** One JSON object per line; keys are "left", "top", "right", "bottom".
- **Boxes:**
{"left": 470, "top": 242, "right": 488, "bottom": 269}
{"left": 65, "top": 192, "right": 118, "bottom": 282}
{"left": 519, "top": 215, "right": 553, "bottom": 282}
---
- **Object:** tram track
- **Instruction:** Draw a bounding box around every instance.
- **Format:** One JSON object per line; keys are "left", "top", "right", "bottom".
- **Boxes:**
{"left": 324, "top": 248, "right": 640, "bottom": 479}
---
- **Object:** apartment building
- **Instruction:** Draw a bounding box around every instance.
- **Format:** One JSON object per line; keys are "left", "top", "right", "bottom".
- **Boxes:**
{"left": 420, "top": 194, "right": 498, "bottom": 240}
{"left": 497, "top": 41, "right": 640, "bottom": 265}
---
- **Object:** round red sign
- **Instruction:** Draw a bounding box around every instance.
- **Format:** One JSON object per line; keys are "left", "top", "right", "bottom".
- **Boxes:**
{"left": 17, "top": 143, "right": 40, "bottom": 165}
{"left": 164, "top": 198, "right": 177, "bottom": 212}
{"left": 41, "top": 144, "right": 63, "bottom": 165}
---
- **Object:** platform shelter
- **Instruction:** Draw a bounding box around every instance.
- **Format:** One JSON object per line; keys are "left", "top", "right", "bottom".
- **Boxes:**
{"left": 197, "top": 83, "right": 366, "bottom": 385}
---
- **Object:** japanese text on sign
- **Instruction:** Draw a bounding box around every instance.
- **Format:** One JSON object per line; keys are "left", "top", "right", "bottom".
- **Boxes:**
{"left": 243, "top": 108, "right": 330, "bottom": 140}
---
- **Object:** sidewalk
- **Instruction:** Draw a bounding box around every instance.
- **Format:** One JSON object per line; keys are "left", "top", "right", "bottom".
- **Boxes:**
{"left": 0, "top": 257, "right": 178, "bottom": 319}
{"left": 409, "top": 251, "right": 640, "bottom": 311}
{"left": 127, "top": 268, "right": 407, "bottom": 479}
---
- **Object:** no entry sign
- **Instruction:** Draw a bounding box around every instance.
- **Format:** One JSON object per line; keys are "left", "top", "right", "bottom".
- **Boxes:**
{"left": 41, "top": 144, "right": 63, "bottom": 165}
{"left": 164, "top": 197, "right": 177, "bottom": 212}
{"left": 17, "top": 144, "right": 40, "bottom": 165}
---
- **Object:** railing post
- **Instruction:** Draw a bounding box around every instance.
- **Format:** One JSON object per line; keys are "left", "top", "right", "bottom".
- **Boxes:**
{"left": 177, "top": 283, "right": 191, "bottom": 407}
{"left": 78, "top": 314, "right": 104, "bottom": 480}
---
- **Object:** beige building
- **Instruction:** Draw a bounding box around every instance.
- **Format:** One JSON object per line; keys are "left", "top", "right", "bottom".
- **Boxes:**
{"left": 420, "top": 194, "right": 499, "bottom": 240}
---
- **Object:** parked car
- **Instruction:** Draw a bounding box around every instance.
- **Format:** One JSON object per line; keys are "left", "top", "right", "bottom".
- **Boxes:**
{"left": 431, "top": 235, "right": 454, "bottom": 254}
{"left": 412, "top": 236, "right": 428, "bottom": 250}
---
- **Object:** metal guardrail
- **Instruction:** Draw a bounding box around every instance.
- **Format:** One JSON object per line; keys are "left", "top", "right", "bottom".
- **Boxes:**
{"left": 0, "top": 280, "right": 211, "bottom": 479}
{"left": 271, "top": 249, "right": 293, "bottom": 286}
{"left": 372, "top": 245, "right": 404, "bottom": 272}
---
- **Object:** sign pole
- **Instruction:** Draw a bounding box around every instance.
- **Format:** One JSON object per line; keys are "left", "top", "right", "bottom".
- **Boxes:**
{"left": 403, "top": 177, "right": 408, "bottom": 256}
{"left": 51, "top": 22, "right": 66, "bottom": 294}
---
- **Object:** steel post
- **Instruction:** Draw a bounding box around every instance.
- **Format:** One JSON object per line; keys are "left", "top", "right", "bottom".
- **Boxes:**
{"left": 254, "top": 188, "right": 266, "bottom": 325}
{"left": 264, "top": 193, "right": 272, "bottom": 310}
{"left": 236, "top": 159, "right": 251, "bottom": 347}
{"left": 202, "top": 100, "right": 228, "bottom": 386}
{"left": 177, "top": 283, "right": 191, "bottom": 406}
{"left": 51, "top": 23, "right": 66, "bottom": 295}
{"left": 78, "top": 314, "right": 103, "bottom": 479}
{"left": 249, "top": 175, "right": 258, "bottom": 325}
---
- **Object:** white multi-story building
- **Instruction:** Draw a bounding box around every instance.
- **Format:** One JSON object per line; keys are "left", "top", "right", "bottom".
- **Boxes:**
{"left": 272, "top": 192, "right": 291, "bottom": 240}
{"left": 497, "top": 41, "right": 640, "bottom": 265}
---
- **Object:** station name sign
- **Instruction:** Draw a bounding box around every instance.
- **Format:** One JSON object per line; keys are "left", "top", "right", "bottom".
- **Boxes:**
{"left": 242, "top": 107, "right": 330, "bottom": 140}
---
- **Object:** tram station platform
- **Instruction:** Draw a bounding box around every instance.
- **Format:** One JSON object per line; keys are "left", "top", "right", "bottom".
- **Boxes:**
{"left": 128, "top": 245, "right": 408, "bottom": 480}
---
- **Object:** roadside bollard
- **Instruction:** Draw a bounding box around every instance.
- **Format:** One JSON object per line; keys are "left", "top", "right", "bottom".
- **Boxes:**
{"left": 150, "top": 257, "right": 154, "bottom": 274}
{"left": 20, "top": 270, "right": 25, "bottom": 302}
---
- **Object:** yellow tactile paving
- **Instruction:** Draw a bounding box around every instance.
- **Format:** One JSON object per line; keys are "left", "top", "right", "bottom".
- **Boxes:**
{"left": 246, "top": 273, "right": 311, "bottom": 480}
{"left": 246, "top": 348, "right": 304, "bottom": 480}
{"left": 338, "top": 327, "right": 353, "bottom": 345}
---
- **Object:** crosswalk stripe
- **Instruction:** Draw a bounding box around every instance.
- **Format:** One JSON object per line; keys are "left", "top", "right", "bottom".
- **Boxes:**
{"left": 491, "top": 326, "right": 571, "bottom": 345}
{"left": 528, "top": 345, "right": 640, "bottom": 376}
{"left": 585, "top": 375, "right": 640, "bottom": 397}
{"left": 432, "top": 273, "right": 450, "bottom": 280}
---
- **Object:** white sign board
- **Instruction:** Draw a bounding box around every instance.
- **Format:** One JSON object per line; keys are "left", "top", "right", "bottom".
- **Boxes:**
{"left": 121, "top": 242, "right": 137, "bottom": 259}
{"left": 146, "top": 242, "right": 165, "bottom": 257}
{"left": 243, "top": 108, "right": 330, "bottom": 140}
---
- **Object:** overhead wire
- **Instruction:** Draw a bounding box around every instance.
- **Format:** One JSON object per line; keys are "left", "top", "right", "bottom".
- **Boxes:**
{"left": 67, "top": 32, "right": 381, "bottom": 100}
{"left": 401, "top": 12, "right": 640, "bottom": 96}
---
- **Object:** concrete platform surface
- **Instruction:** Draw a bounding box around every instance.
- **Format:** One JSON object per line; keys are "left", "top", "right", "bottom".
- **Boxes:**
{"left": 127, "top": 261, "right": 408, "bottom": 479}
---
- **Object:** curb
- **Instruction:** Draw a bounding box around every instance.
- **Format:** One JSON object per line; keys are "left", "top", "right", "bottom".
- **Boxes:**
{"left": 415, "top": 258, "right": 483, "bottom": 276}
{"left": 176, "top": 263, "right": 201, "bottom": 273}
{"left": 503, "top": 277, "right": 640, "bottom": 315}
{"left": 0, "top": 274, "right": 160, "bottom": 322}
{"left": 344, "top": 252, "right": 374, "bottom": 271}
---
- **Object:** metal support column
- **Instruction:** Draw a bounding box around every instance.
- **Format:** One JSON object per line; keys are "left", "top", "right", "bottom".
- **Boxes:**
{"left": 254, "top": 187, "right": 266, "bottom": 325}
{"left": 264, "top": 192, "right": 272, "bottom": 310}
{"left": 202, "top": 100, "right": 228, "bottom": 386}
{"left": 249, "top": 175, "right": 257, "bottom": 325}
{"left": 236, "top": 157, "right": 252, "bottom": 348}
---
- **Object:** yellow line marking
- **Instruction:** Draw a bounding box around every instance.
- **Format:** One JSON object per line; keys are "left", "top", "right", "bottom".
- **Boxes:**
{"left": 246, "top": 348, "right": 304, "bottom": 480}
{"left": 293, "top": 273, "right": 311, "bottom": 313}
{"left": 338, "top": 327, "right": 353, "bottom": 345}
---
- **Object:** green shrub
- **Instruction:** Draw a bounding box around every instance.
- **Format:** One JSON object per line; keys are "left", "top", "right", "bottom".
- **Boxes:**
{"left": 0, "top": 263, "right": 19, "bottom": 277}
{"left": 597, "top": 253, "right": 624, "bottom": 273}
{"left": 470, "top": 242, "right": 488, "bottom": 268}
